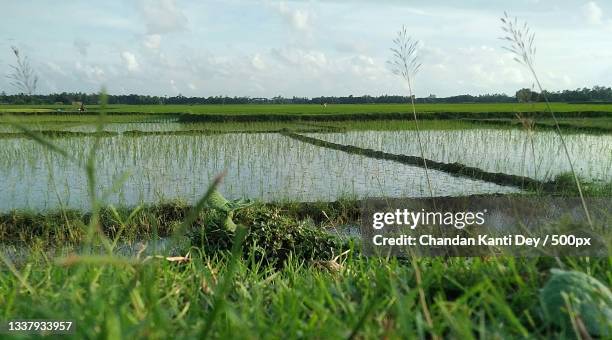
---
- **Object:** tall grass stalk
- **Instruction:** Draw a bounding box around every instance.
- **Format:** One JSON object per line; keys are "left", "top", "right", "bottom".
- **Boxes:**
{"left": 388, "top": 26, "right": 435, "bottom": 200}
{"left": 500, "top": 12, "right": 592, "bottom": 226}
{"left": 7, "top": 46, "right": 38, "bottom": 96}
{"left": 388, "top": 29, "right": 439, "bottom": 337}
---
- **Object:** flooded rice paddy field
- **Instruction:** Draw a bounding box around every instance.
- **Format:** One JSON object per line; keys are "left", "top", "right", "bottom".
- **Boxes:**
{"left": 0, "top": 121, "right": 315, "bottom": 133}
{"left": 0, "top": 119, "right": 609, "bottom": 212}
{"left": 306, "top": 129, "right": 612, "bottom": 181}
{"left": 0, "top": 132, "right": 518, "bottom": 212}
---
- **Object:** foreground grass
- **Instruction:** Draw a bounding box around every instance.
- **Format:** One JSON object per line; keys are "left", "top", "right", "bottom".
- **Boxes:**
{"left": 1, "top": 197, "right": 610, "bottom": 338}
{"left": 1, "top": 244, "right": 609, "bottom": 338}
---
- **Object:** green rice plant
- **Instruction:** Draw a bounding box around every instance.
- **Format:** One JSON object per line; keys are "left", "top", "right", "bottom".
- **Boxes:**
{"left": 500, "top": 12, "right": 593, "bottom": 226}
{"left": 516, "top": 113, "right": 539, "bottom": 182}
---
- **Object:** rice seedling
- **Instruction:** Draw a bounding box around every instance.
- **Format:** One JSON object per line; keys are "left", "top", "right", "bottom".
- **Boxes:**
{"left": 516, "top": 113, "right": 539, "bottom": 180}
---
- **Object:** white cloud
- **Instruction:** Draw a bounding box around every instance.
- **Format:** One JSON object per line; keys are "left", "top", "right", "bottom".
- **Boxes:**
{"left": 143, "top": 34, "right": 161, "bottom": 49}
{"left": 271, "top": 48, "right": 327, "bottom": 69}
{"left": 251, "top": 53, "right": 266, "bottom": 70}
{"left": 545, "top": 72, "right": 572, "bottom": 87}
{"left": 120, "top": 51, "right": 140, "bottom": 72}
{"left": 138, "top": 0, "right": 187, "bottom": 34}
{"left": 416, "top": 45, "right": 530, "bottom": 95}
{"left": 169, "top": 79, "right": 179, "bottom": 93}
{"left": 273, "top": 1, "right": 313, "bottom": 32}
{"left": 349, "top": 55, "right": 381, "bottom": 80}
{"left": 290, "top": 9, "right": 310, "bottom": 31}
{"left": 582, "top": 2, "right": 603, "bottom": 25}
{"left": 75, "top": 61, "right": 106, "bottom": 83}
{"left": 45, "top": 61, "right": 65, "bottom": 75}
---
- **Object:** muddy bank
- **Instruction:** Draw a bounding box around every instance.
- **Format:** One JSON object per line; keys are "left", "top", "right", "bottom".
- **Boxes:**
{"left": 0, "top": 127, "right": 338, "bottom": 139}
{"left": 461, "top": 118, "right": 612, "bottom": 134}
{"left": 282, "top": 131, "right": 553, "bottom": 191}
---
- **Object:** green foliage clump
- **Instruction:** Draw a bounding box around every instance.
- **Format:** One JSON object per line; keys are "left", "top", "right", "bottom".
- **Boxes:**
{"left": 540, "top": 269, "right": 612, "bottom": 336}
{"left": 191, "top": 205, "right": 347, "bottom": 267}
{"left": 0, "top": 210, "right": 86, "bottom": 244}
{"left": 203, "top": 189, "right": 254, "bottom": 232}
{"left": 551, "top": 172, "right": 612, "bottom": 197}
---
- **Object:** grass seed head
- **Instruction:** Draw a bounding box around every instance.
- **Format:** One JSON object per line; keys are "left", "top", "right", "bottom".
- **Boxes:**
{"left": 500, "top": 11, "right": 536, "bottom": 67}
{"left": 387, "top": 25, "right": 422, "bottom": 85}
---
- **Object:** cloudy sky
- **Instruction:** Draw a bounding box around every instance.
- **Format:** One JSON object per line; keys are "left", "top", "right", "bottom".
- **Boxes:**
{"left": 1, "top": 0, "right": 611, "bottom": 97}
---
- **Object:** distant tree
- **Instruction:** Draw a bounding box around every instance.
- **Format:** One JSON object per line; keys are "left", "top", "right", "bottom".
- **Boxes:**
{"left": 515, "top": 88, "right": 538, "bottom": 103}
{"left": 7, "top": 46, "right": 38, "bottom": 96}
{"left": 2, "top": 86, "right": 611, "bottom": 105}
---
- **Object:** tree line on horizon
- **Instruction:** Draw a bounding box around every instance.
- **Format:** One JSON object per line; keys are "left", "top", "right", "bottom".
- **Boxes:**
{"left": 1, "top": 86, "right": 611, "bottom": 105}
